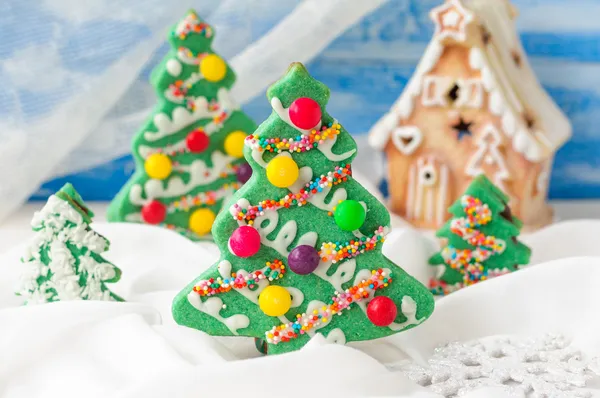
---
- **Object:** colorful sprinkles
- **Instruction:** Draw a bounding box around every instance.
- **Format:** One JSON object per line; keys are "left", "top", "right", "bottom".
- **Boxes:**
{"left": 175, "top": 12, "right": 213, "bottom": 39}
{"left": 231, "top": 164, "right": 352, "bottom": 224}
{"left": 168, "top": 182, "right": 240, "bottom": 212}
{"left": 193, "top": 259, "right": 286, "bottom": 297}
{"left": 166, "top": 80, "right": 223, "bottom": 112}
{"left": 319, "top": 226, "right": 386, "bottom": 263}
{"left": 265, "top": 269, "right": 392, "bottom": 345}
{"left": 429, "top": 268, "right": 512, "bottom": 296}
{"left": 439, "top": 195, "right": 506, "bottom": 288}
{"left": 245, "top": 122, "right": 341, "bottom": 154}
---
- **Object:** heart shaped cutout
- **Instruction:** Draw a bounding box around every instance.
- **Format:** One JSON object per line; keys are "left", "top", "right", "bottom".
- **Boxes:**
{"left": 392, "top": 126, "right": 423, "bottom": 155}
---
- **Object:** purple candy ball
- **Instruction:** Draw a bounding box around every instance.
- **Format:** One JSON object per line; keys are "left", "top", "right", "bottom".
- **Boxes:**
{"left": 288, "top": 245, "right": 320, "bottom": 275}
{"left": 236, "top": 163, "right": 253, "bottom": 183}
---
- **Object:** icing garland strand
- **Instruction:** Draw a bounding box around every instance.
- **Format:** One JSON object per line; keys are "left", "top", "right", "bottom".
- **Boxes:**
{"left": 193, "top": 260, "right": 285, "bottom": 296}
{"left": 319, "top": 226, "right": 386, "bottom": 263}
{"left": 265, "top": 269, "right": 392, "bottom": 345}
{"left": 231, "top": 163, "right": 352, "bottom": 224}
{"left": 244, "top": 122, "right": 341, "bottom": 154}
{"left": 430, "top": 268, "right": 512, "bottom": 296}
{"left": 166, "top": 80, "right": 219, "bottom": 110}
{"left": 177, "top": 48, "right": 208, "bottom": 66}
{"left": 440, "top": 195, "right": 506, "bottom": 286}
{"left": 168, "top": 181, "right": 241, "bottom": 213}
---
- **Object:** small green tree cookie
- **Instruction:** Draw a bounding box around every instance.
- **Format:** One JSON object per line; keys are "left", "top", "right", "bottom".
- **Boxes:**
{"left": 429, "top": 175, "right": 531, "bottom": 296}
{"left": 107, "top": 10, "right": 256, "bottom": 241}
{"left": 172, "top": 63, "right": 434, "bottom": 355}
{"left": 17, "top": 183, "right": 123, "bottom": 304}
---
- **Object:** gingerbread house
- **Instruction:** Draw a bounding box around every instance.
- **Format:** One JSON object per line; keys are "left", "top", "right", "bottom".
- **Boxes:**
{"left": 368, "top": 0, "right": 571, "bottom": 230}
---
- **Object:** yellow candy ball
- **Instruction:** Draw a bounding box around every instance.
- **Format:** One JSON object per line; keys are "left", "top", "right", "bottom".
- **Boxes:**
{"left": 266, "top": 156, "right": 299, "bottom": 188}
{"left": 145, "top": 153, "right": 172, "bottom": 180}
{"left": 259, "top": 286, "right": 292, "bottom": 317}
{"left": 189, "top": 208, "right": 216, "bottom": 236}
{"left": 200, "top": 54, "right": 227, "bottom": 82}
{"left": 224, "top": 131, "right": 247, "bottom": 158}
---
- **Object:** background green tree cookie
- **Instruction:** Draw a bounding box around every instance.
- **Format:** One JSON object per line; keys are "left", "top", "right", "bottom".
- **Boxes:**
{"left": 17, "top": 183, "right": 123, "bottom": 304}
{"left": 107, "top": 10, "right": 256, "bottom": 241}
{"left": 429, "top": 174, "right": 532, "bottom": 296}
{"left": 172, "top": 63, "right": 434, "bottom": 355}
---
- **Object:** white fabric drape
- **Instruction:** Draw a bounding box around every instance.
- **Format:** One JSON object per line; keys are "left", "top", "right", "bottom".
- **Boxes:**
{"left": 0, "top": 0, "right": 388, "bottom": 221}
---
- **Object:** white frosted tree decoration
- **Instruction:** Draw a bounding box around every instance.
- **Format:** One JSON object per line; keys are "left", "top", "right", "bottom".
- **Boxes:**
{"left": 17, "top": 183, "right": 123, "bottom": 304}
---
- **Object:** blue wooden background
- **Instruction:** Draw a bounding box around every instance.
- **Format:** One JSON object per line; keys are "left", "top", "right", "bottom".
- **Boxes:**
{"left": 32, "top": 0, "right": 600, "bottom": 200}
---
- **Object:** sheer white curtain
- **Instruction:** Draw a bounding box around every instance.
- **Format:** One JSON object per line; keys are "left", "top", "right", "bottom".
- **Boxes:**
{"left": 0, "top": 0, "right": 387, "bottom": 221}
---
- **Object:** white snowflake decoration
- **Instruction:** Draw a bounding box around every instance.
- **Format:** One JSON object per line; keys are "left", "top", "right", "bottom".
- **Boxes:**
{"left": 399, "top": 334, "right": 600, "bottom": 397}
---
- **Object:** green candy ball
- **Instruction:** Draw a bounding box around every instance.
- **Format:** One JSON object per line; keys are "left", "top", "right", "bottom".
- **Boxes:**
{"left": 334, "top": 200, "right": 366, "bottom": 231}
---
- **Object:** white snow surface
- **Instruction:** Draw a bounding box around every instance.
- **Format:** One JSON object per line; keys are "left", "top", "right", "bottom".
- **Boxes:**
{"left": 0, "top": 221, "right": 599, "bottom": 397}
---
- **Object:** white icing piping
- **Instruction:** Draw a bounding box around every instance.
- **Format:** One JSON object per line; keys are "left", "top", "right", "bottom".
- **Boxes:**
{"left": 368, "top": 39, "right": 444, "bottom": 150}
{"left": 352, "top": 268, "right": 425, "bottom": 331}
{"left": 176, "top": 49, "right": 207, "bottom": 65}
{"left": 187, "top": 259, "right": 306, "bottom": 333}
{"left": 144, "top": 88, "right": 238, "bottom": 142}
{"left": 129, "top": 151, "right": 235, "bottom": 206}
{"left": 325, "top": 328, "right": 346, "bottom": 345}
{"left": 470, "top": 47, "right": 543, "bottom": 162}
{"left": 187, "top": 292, "right": 249, "bottom": 335}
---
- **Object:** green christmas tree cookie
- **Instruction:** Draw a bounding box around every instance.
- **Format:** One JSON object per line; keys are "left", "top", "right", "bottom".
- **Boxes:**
{"left": 107, "top": 10, "right": 256, "bottom": 241}
{"left": 172, "top": 63, "right": 434, "bottom": 355}
{"left": 429, "top": 174, "right": 531, "bottom": 296}
{"left": 17, "top": 183, "right": 123, "bottom": 304}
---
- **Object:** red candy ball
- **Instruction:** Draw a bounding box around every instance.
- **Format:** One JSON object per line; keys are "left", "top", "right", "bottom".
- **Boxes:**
{"left": 367, "top": 296, "right": 397, "bottom": 327}
{"left": 229, "top": 226, "right": 261, "bottom": 258}
{"left": 186, "top": 129, "right": 210, "bottom": 153}
{"left": 141, "top": 200, "right": 167, "bottom": 225}
{"left": 289, "top": 97, "right": 321, "bottom": 130}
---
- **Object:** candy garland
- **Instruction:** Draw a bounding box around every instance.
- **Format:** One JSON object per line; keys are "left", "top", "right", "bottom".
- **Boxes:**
{"left": 244, "top": 122, "right": 341, "bottom": 154}
{"left": 231, "top": 163, "right": 352, "bottom": 224}
{"left": 265, "top": 269, "right": 392, "bottom": 345}
{"left": 192, "top": 260, "right": 285, "bottom": 297}
{"left": 440, "top": 195, "right": 507, "bottom": 286}
{"left": 175, "top": 11, "right": 213, "bottom": 39}
{"left": 319, "top": 226, "right": 386, "bottom": 264}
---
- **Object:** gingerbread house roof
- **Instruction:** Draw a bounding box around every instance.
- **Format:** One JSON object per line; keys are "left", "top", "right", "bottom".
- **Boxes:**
{"left": 368, "top": 0, "right": 572, "bottom": 163}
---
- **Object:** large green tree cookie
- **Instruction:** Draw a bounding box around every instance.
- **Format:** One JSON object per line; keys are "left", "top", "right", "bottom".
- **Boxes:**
{"left": 107, "top": 10, "right": 256, "bottom": 241}
{"left": 172, "top": 63, "right": 434, "bottom": 355}
{"left": 17, "top": 183, "right": 123, "bottom": 304}
{"left": 429, "top": 174, "right": 531, "bottom": 296}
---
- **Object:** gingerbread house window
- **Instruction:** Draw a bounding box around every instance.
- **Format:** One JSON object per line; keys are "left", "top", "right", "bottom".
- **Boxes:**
{"left": 447, "top": 83, "right": 460, "bottom": 104}
{"left": 422, "top": 75, "right": 451, "bottom": 107}
{"left": 454, "top": 79, "right": 483, "bottom": 108}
